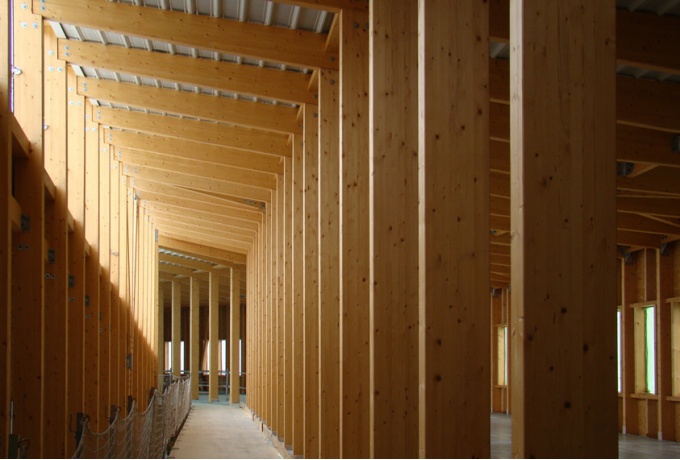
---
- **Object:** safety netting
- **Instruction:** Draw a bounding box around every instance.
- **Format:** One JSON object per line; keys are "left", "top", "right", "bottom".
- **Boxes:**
{"left": 72, "top": 376, "right": 192, "bottom": 459}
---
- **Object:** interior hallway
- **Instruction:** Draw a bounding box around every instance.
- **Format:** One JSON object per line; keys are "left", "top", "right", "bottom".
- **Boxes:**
{"left": 170, "top": 395, "right": 279, "bottom": 459}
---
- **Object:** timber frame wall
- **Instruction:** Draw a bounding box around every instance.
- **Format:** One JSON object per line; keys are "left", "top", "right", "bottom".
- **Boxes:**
{"left": 1, "top": 0, "right": 680, "bottom": 459}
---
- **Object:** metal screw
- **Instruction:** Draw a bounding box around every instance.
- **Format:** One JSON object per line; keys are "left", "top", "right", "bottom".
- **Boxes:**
{"left": 353, "top": 22, "right": 359, "bottom": 29}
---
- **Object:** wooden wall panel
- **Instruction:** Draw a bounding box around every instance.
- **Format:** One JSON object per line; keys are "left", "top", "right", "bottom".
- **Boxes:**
{"left": 369, "top": 1, "right": 419, "bottom": 456}
{"left": 318, "top": 68, "right": 340, "bottom": 459}
{"left": 42, "top": 25, "right": 69, "bottom": 458}
{"left": 509, "top": 1, "right": 617, "bottom": 456}
{"left": 418, "top": 2, "right": 490, "bottom": 457}
{"left": 339, "top": 9, "right": 370, "bottom": 458}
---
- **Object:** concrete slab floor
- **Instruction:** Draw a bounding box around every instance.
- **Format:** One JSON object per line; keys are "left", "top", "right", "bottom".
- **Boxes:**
{"left": 491, "top": 413, "right": 680, "bottom": 459}
{"left": 170, "top": 395, "right": 280, "bottom": 459}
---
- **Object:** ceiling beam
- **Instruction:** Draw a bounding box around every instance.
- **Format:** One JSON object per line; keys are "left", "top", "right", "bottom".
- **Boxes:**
{"left": 117, "top": 148, "right": 278, "bottom": 190}
{"left": 120, "top": 162, "right": 272, "bottom": 203}
{"left": 59, "top": 38, "right": 318, "bottom": 105}
{"left": 93, "top": 106, "right": 291, "bottom": 157}
{"left": 131, "top": 180, "right": 263, "bottom": 223}
{"left": 618, "top": 197, "right": 680, "bottom": 218}
{"left": 34, "top": 0, "right": 338, "bottom": 70}
{"left": 142, "top": 200, "right": 260, "bottom": 232}
{"left": 151, "top": 216, "right": 255, "bottom": 245}
{"left": 77, "top": 76, "right": 302, "bottom": 135}
{"left": 158, "top": 235, "right": 247, "bottom": 265}
{"left": 158, "top": 252, "right": 217, "bottom": 272}
{"left": 616, "top": 213, "right": 680, "bottom": 236}
{"left": 105, "top": 129, "right": 284, "bottom": 174}
{"left": 617, "top": 168, "right": 680, "bottom": 196}
{"left": 157, "top": 229, "right": 250, "bottom": 254}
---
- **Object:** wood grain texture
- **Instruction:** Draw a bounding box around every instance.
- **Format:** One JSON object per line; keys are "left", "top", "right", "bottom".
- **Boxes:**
{"left": 509, "top": 1, "right": 618, "bottom": 457}
{"left": 418, "top": 1, "right": 490, "bottom": 457}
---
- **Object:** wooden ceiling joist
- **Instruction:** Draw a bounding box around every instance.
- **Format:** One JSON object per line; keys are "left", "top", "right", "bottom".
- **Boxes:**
{"left": 34, "top": 0, "right": 338, "bottom": 70}
{"left": 142, "top": 201, "right": 260, "bottom": 232}
{"left": 117, "top": 149, "right": 278, "bottom": 190}
{"left": 105, "top": 129, "right": 284, "bottom": 174}
{"left": 158, "top": 235, "right": 247, "bottom": 265}
{"left": 131, "top": 182, "right": 263, "bottom": 224}
{"left": 121, "top": 163, "right": 272, "bottom": 203}
{"left": 78, "top": 77, "right": 302, "bottom": 135}
{"left": 618, "top": 196, "right": 680, "bottom": 218}
{"left": 272, "top": 0, "right": 368, "bottom": 13}
{"left": 158, "top": 230, "right": 250, "bottom": 255}
{"left": 151, "top": 217, "right": 255, "bottom": 246}
{"left": 93, "top": 106, "right": 291, "bottom": 157}
{"left": 59, "top": 38, "right": 317, "bottom": 106}
{"left": 146, "top": 208, "right": 259, "bottom": 239}
{"left": 158, "top": 252, "right": 218, "bottom": 272}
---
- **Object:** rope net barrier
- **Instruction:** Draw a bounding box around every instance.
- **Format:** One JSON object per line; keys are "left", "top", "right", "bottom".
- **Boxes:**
{"left": 72, "top": 377, "right": 192, "bottom": 459}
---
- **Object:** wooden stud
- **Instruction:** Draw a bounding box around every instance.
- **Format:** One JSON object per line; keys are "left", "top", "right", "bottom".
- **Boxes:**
{"left": 209, "top": 272, "right": 220, "bottom": 402}
{"left": 172, "top": 281, "right": 182, "bottom": 379}
{"left": 369, "top": 1, "right": 419, "bottom": 456}
{"left": 338, "top": 9, "right": 370, "bottom": 458}
{"left": 98, "top": 137, "right": 112, "bottom": 438}
{"left": 110, "top": 149, "right": 122, "bottom": 414}
{"left": 42, "top": 24, "right": 69, "bottom": 458}
{"left": 303, "top": 104, "right": 320, "bottom": 459}
{"left": 230, "top": 269, "right": 241, "bottom": 404}
{"left": 157, "top": 281, "right": 165, "bottom": 390}
{"left": 318, "top": 68, "right": 340, "bottom": 458}
{"left": 284, "top": 156, "right": 293, "bottom": 450}
{"left": 0, "top": 0, "right": 9, "bottom": 448}
{"left": 658, "top": 249, "right": 674, "bottom": 439}
{"left": 292, "top": 135, "right": 304, "bottom": 455}
{"left": 509, "top": 1, "right": 617, "bottom": 457}
{"left": 418, "top": 1, "right": 490, "bottom": 457}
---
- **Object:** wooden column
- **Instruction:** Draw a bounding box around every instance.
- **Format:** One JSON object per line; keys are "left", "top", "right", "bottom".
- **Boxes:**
{"left": 190, "top": 277, "right": 200, "bottom": 399}
{"left": 369, "top": 1, "right": 419, "bottom": 457}
{"left": 209, "top": 272, "right": 219, "bottom": 402}
{"left": 418, "top": 2, "right": 490, "bottom": 457}
{"left": 230, "top": 268, "right": 241, "bottom": 404}
{"left": 10, "top": 2, "right": 45, "bottom": 454}
{"left": 0, "top": 0, "right": 10, "bottom": 449}
{"left": 42, "top": 25, "right": 69, "bottom": 458}
{"left": 172, "top": 280, "right": 181, "bottom": 379}
{"left": 98, "top": 135, "right": 112, "bottom": 432}
{"left": 284, "top": 155, "right": 293, "bottom": 450}
{"left": 303, "top": 103, "right": 320, "bottom": 459}
{"left": 658, "top": 249, "right": 674, "bottom": 439}
{"left": 509, "top": 1, "right": 617, "bottom": 457}
{"left": 318, "top": 68, "right": 340, "bottom": 459}
{"left": 157, "top": 283, "right": 165, "bottom": 390}
{"left": 277, "top": 172, "right": 285, "bottom": 438}
{"left": 84, "top": 103, "right": 100, "bottom": 430}
{"left": 339, "top": 9, "right": 370, "bottom": 459}
{"left": 292, "top": 134, "right": 304, "bottom": 454}
{"left": 109, "top": 156, "right": 121, "bottom": 412}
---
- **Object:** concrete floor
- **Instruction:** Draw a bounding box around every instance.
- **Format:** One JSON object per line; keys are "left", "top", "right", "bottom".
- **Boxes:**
{"left": 170, "top": 394, "right": 280, "bottom": 459}
{"left": 171, "top": 400, "right": 680, "bottom": 459}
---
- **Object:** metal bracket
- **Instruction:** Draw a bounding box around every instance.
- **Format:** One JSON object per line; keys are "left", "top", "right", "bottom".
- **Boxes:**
{"left": 661, "top": 241, "right": 672, "bottom": 256}
{"left": 672, "top": 135, "right": 680, "bottom": 152}
{"left": 20, "top": 215, "right": 30, "bottom": 233}
{"left": 68, "top": 275, "right": 75, "bottom": 288}
{"left": 616, "top": 161, "right": 634, "bottom": 177}
{"left": 126, "top": 353, "right": 133, "bottom": 370}
{"left": 84, "top": 295, "right": 90, "bottom": 307}
{"left": 47, "top": 248, "right": 56, "bottom": 264}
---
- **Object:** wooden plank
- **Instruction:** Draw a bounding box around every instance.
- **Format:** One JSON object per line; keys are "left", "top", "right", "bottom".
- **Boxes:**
{"left": 151, "top": 216, "right": 255, "bottom": 245}
{"left": 276, "top": 173, "right": 284, "bottom": 440}
{"left": 10, "top": 114, "right": 30, "bottom": 158}
{"left": 292, "top": 136, "right": 304, "bottom": 455}
{"left": 60, "top": 39, "right": 317, "bottom": 106}
{"left": 318, "top": 69, "right": 340, "bottom": 458}
{"left": 35, "top": 0, "right": 337, "bottom": 69}
{"left": 230, "top": 268, "right": 241, "bottom": 403}
{"left": 98, "top": 136, "right": 112, "bottom": 439}
{"left": 106, "top": 129, "right": 284, "bottom": 175}
{"left": 78, "top": 77, "right": 302, "bottom": 135}
{"left": 370, "top": 1, "right": 419, "bottom": 456}
{"left": 418, "top": 1, "right": 490, "bottom": 457}
{"left": 284, "top": 156, "right": 293, "bottom": 450}
{"left": 509, "top": 1, "right": 617, "bottom": 457}
{"left": 42, "top": 24, "right": 69, "bottom": 458}
{"left": 338, "top": 9, "right": 370, "bottom": 459}
{"left": 94, "top": 107, "right": 291, "bottom": 157}
{"left": 155, "top": 225, "right": 251, "bottom": 252}
{"left": 190, "top": 277, "right": 200, "bottom": 399}
{"left": 302, "top": 104, "right": 320, "bottom": 458}
{"left": 122, "top": 163, "right": 272, "bottom": 203}
{"left": 117, "top": 148, "right": 277, "bottom": 190}
{"left": 658, "top": 248, "right": 674, "bottom": 439}
{"left": 618, "top": 168, "right": 680, "bottom": 197}
{"left": 109, "top": 149, "right": 122, "bottom": 417}
{"left": 10, "top": 2, "right": 46, "bottom": 454}
{"left": 618, "top": 197, "right": 680, "bottom": 219}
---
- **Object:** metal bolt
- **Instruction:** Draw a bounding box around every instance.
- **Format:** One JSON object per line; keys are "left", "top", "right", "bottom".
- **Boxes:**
{"left": 40, "top": 5, "right": 46, "bottom": 11}
{"left": 353, "top": 22, "right": 359, "bottom": 29}
{"left": 21, "top": 22, "right": 27, "bottom": 28}
{"left": 58, "top": 67, "right": 63, "bottom": 72}
{"left": 48, "top": 50, "right": 54, "bottom": 56}
{"left": 48, "top": 66, "right": 54, "bottom": 72}
{"left": 32, "top": 23, "right": 38, "bottom": 29}
{"left": 21, "top": 3, "right": 27, "bottom": 8}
